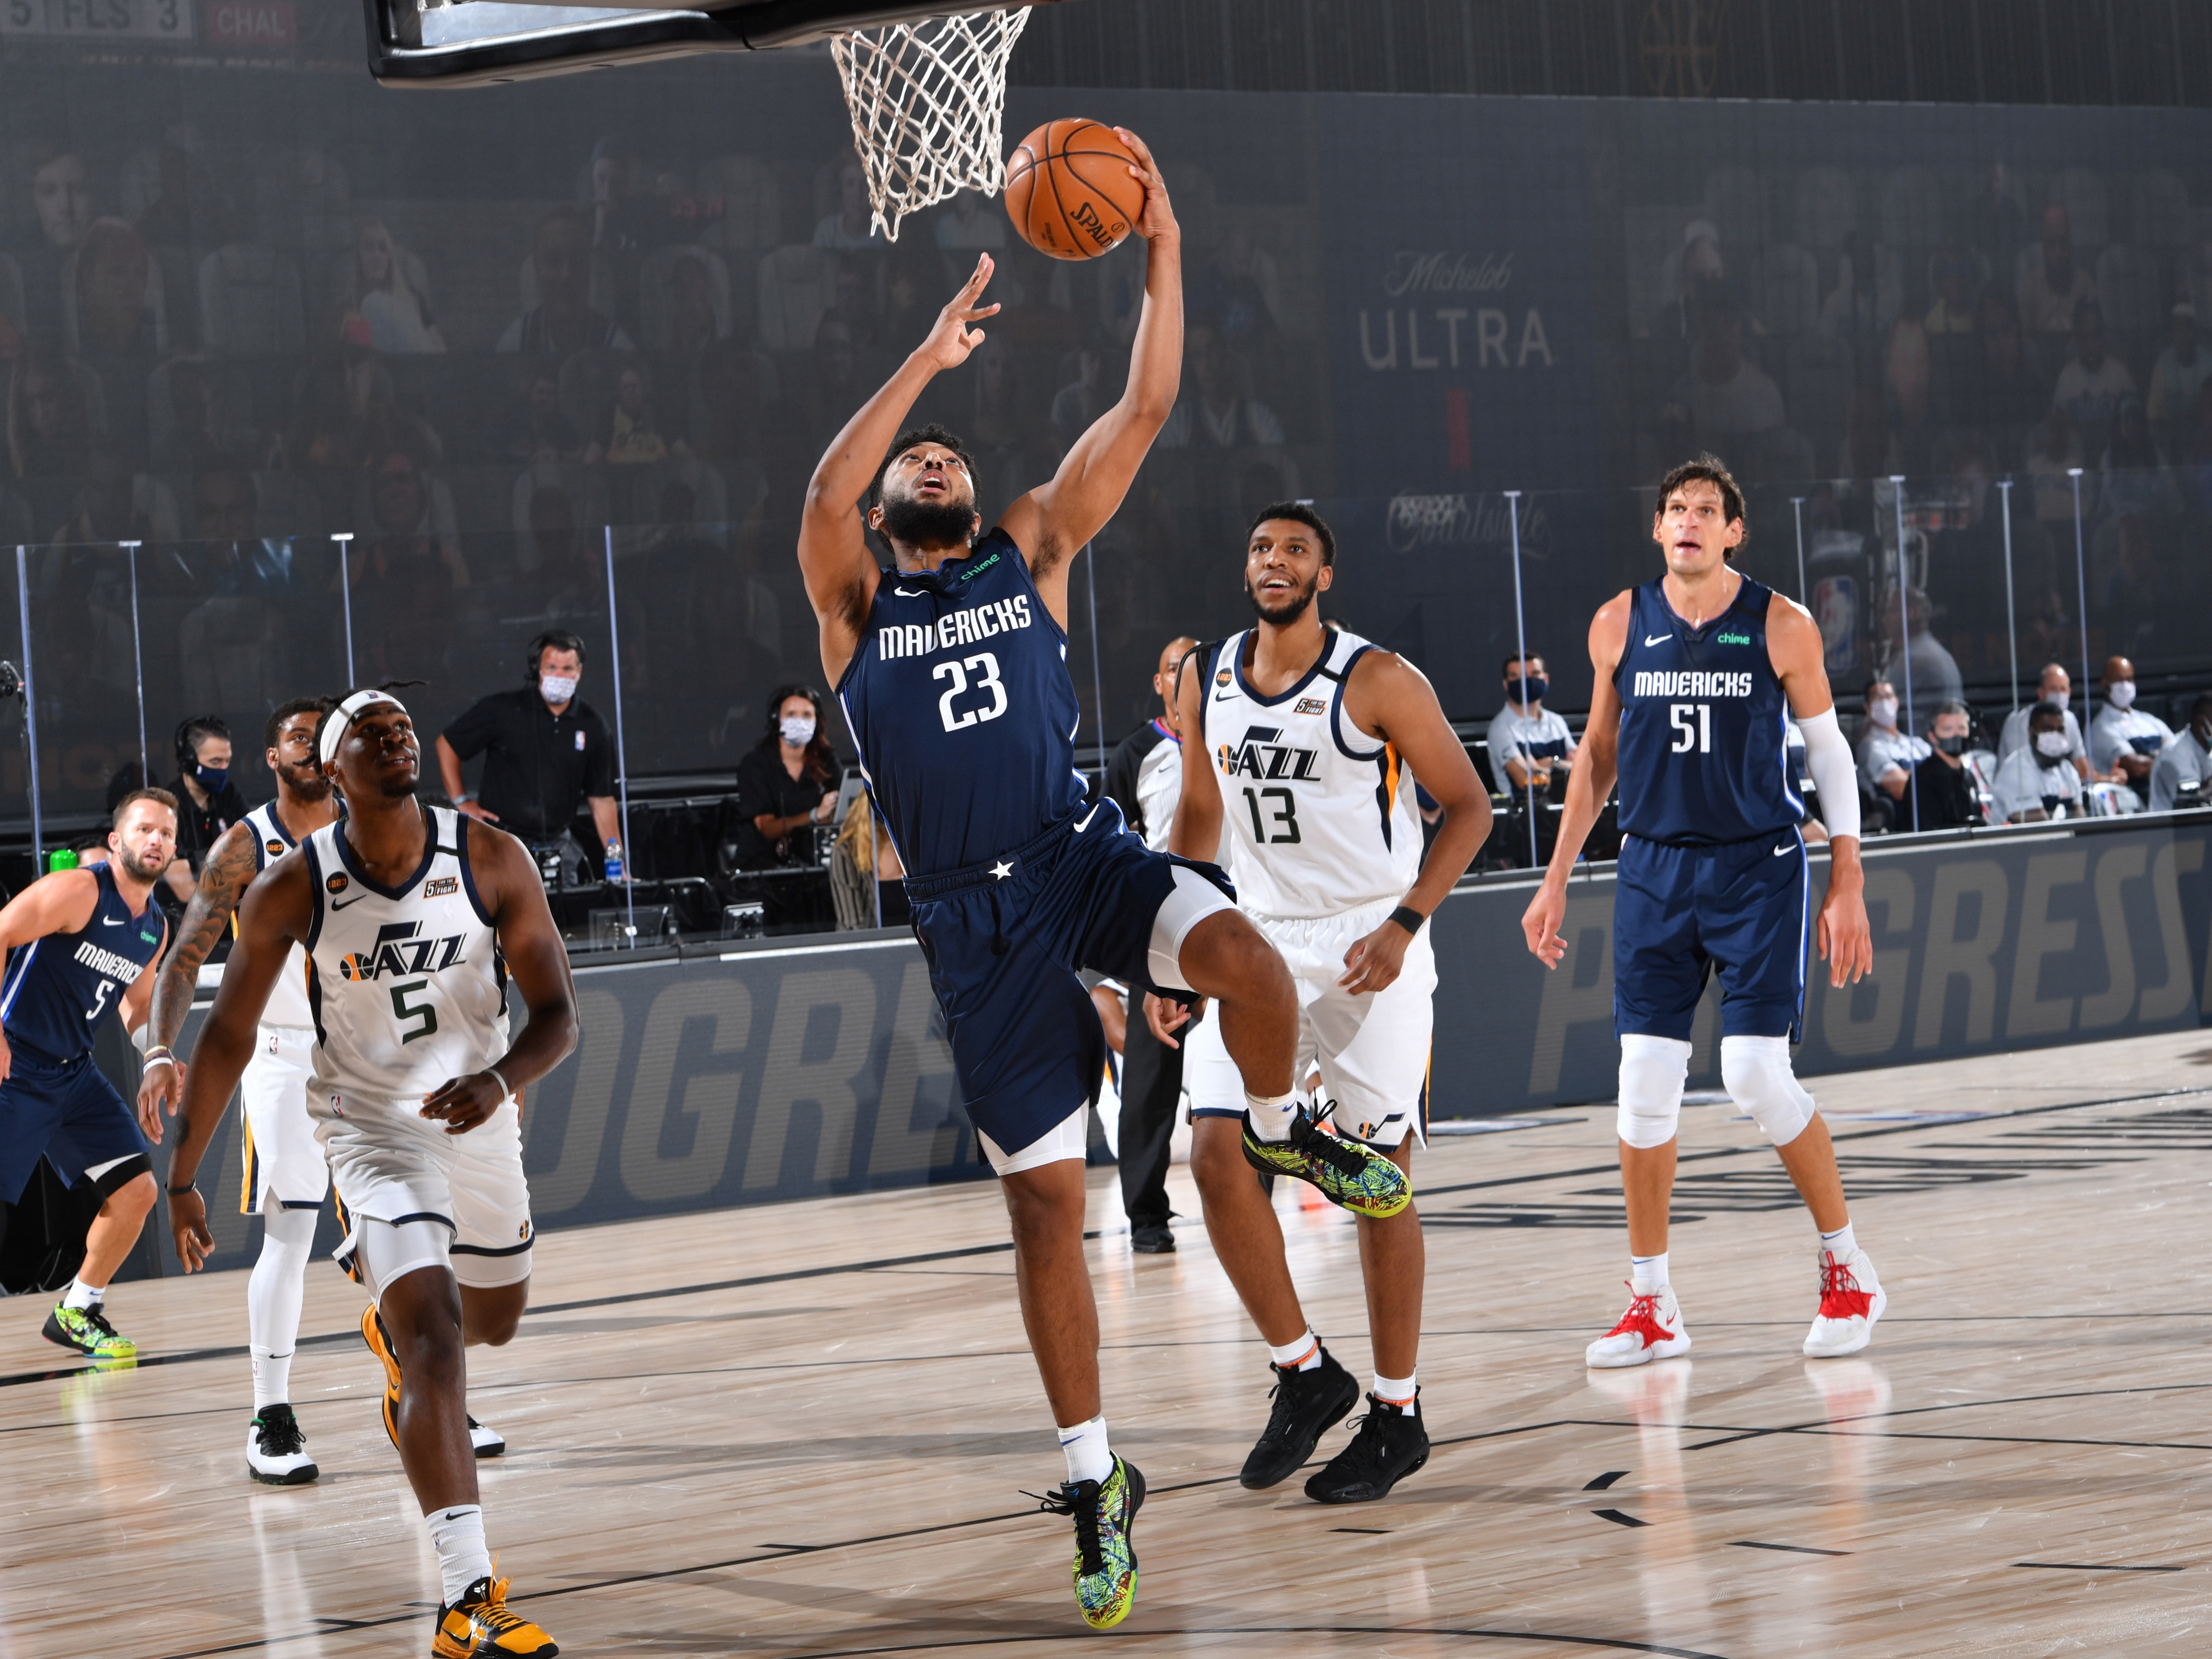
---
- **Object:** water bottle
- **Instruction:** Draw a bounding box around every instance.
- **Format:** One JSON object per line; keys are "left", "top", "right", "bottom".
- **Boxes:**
{"left": 46, "top": 848, "right": 78, "bottom": 873}
{"left": 604, "top": 839, "right": 624, "bottom": 884}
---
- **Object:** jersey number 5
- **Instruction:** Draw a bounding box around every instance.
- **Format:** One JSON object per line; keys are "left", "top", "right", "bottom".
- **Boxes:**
{"left": 1669, "top": 703, "right": 1713, "bottom": 754}
{"left": 390, "top": 980, "right": 440, "bottom": 1045}
{"left": 934, "top": 652, "right": 1009, "bottom": 733}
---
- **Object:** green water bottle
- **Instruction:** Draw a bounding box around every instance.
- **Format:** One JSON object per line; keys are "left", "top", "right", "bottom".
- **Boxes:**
{"left": 46, "top": 848, "right": 78, "bottom": 874}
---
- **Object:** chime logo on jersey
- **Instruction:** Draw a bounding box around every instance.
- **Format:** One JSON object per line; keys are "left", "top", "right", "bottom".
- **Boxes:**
{"left": 335, "top": 919, "right": 469, "bottom": 982}
{"left": 1217, "top": 723, "right": 1321, "bottom": 782}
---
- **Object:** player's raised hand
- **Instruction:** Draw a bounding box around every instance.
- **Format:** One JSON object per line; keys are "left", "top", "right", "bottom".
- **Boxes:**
{"left": 421, "top": 1071, "right": 509, "bottom": 1135}
{"left": 1338, "top": 922, "right": 1410, "bottom": 996}
{"left": 134, "top": 1058, "right": 185, "bottom": 1143}
{"left": 170, "top": 1185, "right": 215, "bottom": 1274}
{"left": 917, "top": 254, "right": 1000, "bottom": 371}
{"left": 1521, "top": 882, "right": 1570, "bottom": 969}
{"left": 1113, "top": 127, "right": 1178, "bottom": 242}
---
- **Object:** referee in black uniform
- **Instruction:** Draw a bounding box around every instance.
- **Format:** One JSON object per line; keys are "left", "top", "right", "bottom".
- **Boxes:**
{"left": 435, "top": 630, "right": 621, "bottom": 883}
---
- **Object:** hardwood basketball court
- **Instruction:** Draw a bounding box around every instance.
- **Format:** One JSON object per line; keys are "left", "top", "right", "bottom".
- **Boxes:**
{"left": 8, "top": 1027, "right": 2211, "bottom": 1658}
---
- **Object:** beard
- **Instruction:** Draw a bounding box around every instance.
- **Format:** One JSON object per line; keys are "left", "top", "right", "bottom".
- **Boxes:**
{"left": 881, "top": 494, "right": 977, "bottom": 551}
{"left": 1245, "top": 571, "right": 1318, "bottom": 627}
{"left": 114, "top": 845, "right": 169, "bottom": 884}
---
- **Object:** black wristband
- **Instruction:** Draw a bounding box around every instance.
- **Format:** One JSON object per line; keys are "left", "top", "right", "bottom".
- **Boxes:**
{"left": 1387, "top": 905, "right": 1426, "bottom": 936}
{"left": 166, "top": 1182, "right": 198, "bottom": 1197}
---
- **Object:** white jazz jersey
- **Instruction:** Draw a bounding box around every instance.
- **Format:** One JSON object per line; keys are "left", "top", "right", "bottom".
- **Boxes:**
{"left": 242, "top": 802, "right": 315, "bottom": 1030}
{"left": 299, "top": 806, "right": 510, "bottom": 1101}
{"left": 1198, "top": 626, "right": 1423, "bottom": 919}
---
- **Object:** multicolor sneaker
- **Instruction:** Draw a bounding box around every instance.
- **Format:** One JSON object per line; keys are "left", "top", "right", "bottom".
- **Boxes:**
{"left": 1803, "top": 1247, "right": 1887, "bottom": 1358}
{"left": 432, "top": 1574, "right": 559, "bottom": 1658}
{"left": 1584, "top": 1281, "right": 1691, "bottom": 1368}
{"left": 1241, "top": 1102, "right": 1411, "bottom": 1219}
{"left": 247, "top": 1404, "right": 319, "bottom": 1485}
{"left": 1304, "top": 1392, "right": 1430, "bottom": 1504}
{"left": 42, "top": 1302, "right": 137, "bottom": 1360}
{"left": 1035, "top": 1454, "right": 1145, "bottom": 1630}
{"left": 361, "top": 1303, "right": 402, "bottom": 1446}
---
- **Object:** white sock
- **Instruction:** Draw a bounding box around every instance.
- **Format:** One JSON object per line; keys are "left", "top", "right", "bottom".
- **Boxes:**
{"left": 1373, "top": 1371, "right": 1417, "bottom": 1413}
{"left": 250, "top": 1209, "right": 317, "bottom": 1410}
{"left": 63, "top": 1278, "right": 104, "bottom": 1311}
{"left": 1246, "top": 1089, "right": 1298, "bottom": 1144}
{"left": 1266, "top": 1328, "right": 1321, "bottom": 1371}
{"left": 1630, "top": 1251, "right": 1669, "bottom": 1292}
{"left": 425, "top": 1504, "right": 494, "bottom": 1605}
{"left": 1819, "top": 1220, "right": 1858, "bottom": 1260}
{"left": 1057, "top": 1414, "right": 1112, "bottom": 1487}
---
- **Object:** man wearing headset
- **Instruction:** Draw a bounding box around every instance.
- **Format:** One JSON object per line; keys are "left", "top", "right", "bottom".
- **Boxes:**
{"left": 163, "top": 715, "right": 251, "bottom": 906}
{"left": 435, "top": 631, "right": 620, "bottom": 886}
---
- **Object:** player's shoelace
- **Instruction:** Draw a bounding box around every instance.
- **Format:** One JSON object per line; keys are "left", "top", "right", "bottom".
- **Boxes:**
{"left": 1291, "top": 1100, "right": 1371, "bottom": 1178}
{"left": 255, "top": 1408, "right": 307, "bottom": 1457}
{"left": 1817, "top": 1253, "right": 1874, "bottom": 1320}
{"left": 1029, "top": 1482, "right": 1104, "bottom": 1576}
{"left": 454, "top": 1575, "right": 534, "bottom": 1635}
{"left": 1604, "top": 1285, "right": 1672, "bottom": 1345}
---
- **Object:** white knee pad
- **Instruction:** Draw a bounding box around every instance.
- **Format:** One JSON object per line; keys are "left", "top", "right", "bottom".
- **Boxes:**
{"left": 1721, "top": 1034, "right": 1816, "bottom": 1146}
{"left": 1616, "top": 1034, "right": 1691, "bottom": 1150}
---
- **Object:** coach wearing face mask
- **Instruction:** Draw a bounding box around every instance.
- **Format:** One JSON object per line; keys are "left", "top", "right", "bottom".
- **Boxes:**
{"left": 2089, "top": 655, "right": 2175, "bottom": 807}
{"left": 731, "top": 684, "right": 841, "bottom": 870}
{"left": 1857, "top": 679, "right": 1929, "bottom": 806}
{"left": 436, "top": 629, "right": 620, "bottom": 884}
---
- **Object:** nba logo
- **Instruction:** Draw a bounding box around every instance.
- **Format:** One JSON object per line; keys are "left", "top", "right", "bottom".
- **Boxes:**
{"left": 575, "top": 731, "right": 586, "bottom": 751}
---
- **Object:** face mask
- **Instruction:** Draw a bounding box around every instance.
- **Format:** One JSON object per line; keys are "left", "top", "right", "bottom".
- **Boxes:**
{"left": 1934, "top": 734, "right": 1968, "bottom": 756}
{"left": 1509, "top": 675, "right": 1548, "bottom": 705}
{"left": 2035, "top": 731, "right": 2072, "bottom": 759}
{"left": 2044, "top": 688, "right": 2070, "bottom": 711}
{"left": 540, "top": 673, "right": 579, "bottom": 704}
{"left": 2107, "top": 679, "right": 2137, "bottom": 710}
{"left": 780, "top": 715, "right": 817, "bottom": 747}
{"left": 1869, "top": 697, "right": 1898, "bottom": 728}
{"left": 193, "top": 762, "right": 228, "bottom": 794}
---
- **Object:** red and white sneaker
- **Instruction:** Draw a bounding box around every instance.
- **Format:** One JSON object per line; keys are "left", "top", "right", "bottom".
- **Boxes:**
{"left": 1802, "top": 1247, "right": 1887, "bottom": 1357}
{"left": 1584, "top": 1281, "right": 1691, "bottom": 1368}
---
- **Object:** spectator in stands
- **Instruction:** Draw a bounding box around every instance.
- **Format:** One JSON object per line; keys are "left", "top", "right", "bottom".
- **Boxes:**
{"left": 1050, "top": 346, "right": 1112, "bottom": 457}
{"left": 2099, "top": 396, "right": 2181, "bottom": 523}
{"left": 1160, "top": 318, "right": 1286, "bottom": 450}
{"left": 1487, "top": 653, "right": 1576, "bottom": 796}
{"left": 2089, "top": 654, "right": 2174, "bottom": 804}
{"left": 1964, "top": 162, "right": 2028, "bottom": 288}
{"left": 1907, "top": 701, "right": 1982, "bottom": 831}
{"left": 1651, "top": 218, "right": 1727, "bottom": 340}
{"left": 797, "top": 314, "right": 866, "bottom": 458}
{"left": 1210, "top": 225, "right": 1281, "bottom": 348}
{"left": 1884, "top": 313, "right": 1934, "bottom": 466}
{"left": 664, "top": 251, "right": 726, "bottom": 353}
{"left": 1858, "top": 678, "right": 1928, "bottom": 806}
{"left": 46, "top": 444, "right": 173, "bottom": 547}
{"left": 813, "top": 154, "right": 885, "bottom": 252}
{"left": 1670, "top": 287, "right": 1785, "bottom": 445}
{"left": 2025, "top": 407, "right": 2085, "bottom": 525}
{"left": 2018, "top": 204, "right": 2096, "bottom": 335}
{"left": 731, "top": 685, "right": 839, "bottom": 870}
{"left": 933, "top": 189, "right": 1005, "bottom": 255}
{"left": 1999, "top": 663, "right": 2093, "bottom": 782}
{"left": 829, "top": 789, "right": 907, "bottom": 931}
{"left": 1818, "top": 229, "right": 1882, "bottom": 346}
{"left": 1876, "top": 584, "right": 1964, "bottom": 706}
{"left": 131, "top": 124, "right": 204, "bottom": 247}
{"left": 593, "top": 364, "right": 670, "bottom": 468}
{"left": 73, "top": 218, "right": 156, "bottom": 358}
{"left": 7, "top": 343, "right": 92, "bottom": 486}
{"left": 1951, "top": 291, "right": 2046, "bottom": 442}
{"left": 2052, "top": 300, "right": 2137, "bottom": 441}
{"left": 18, "top": 144, "right": 92, "bottom": 336}
{"left": 588, "top": 136, "right": 671, "bottom": 255}
{"left": 349, "top": 221, "right": 445, "bottom": 354}
{"left": 162, "top": 714, "right": 248, "bottom": 904}
{"left": 2147, "top": 304, "right": 2208, "bottom": 459}
{"left": 177, "top": 463, "right": 293, "bottom": 713}
{"left": 289, "top": 313, "right": 442, "bottom": 474}
{"left": 347, "top": 449, "right": 466, "bottom": 682}
{"left": 503, "top": 370, "right": 584, "bottom": 466}
{"left": 156, "top": 358, "right": 270, "bottom": 474}
{"left": 1923, "top": 248, "right": 1982, "bottom": 334}
{"left": 2149, "top": 693, "right": 2212, "bottom": 812}
{"left": 1990, "top": 701, "right": 2086, "bottom": 822}
{"left": 498, "top": 206, "right": 633, "bottom": 355}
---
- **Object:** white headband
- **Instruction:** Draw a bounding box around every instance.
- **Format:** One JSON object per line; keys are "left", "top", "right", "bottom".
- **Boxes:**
{"left": 319, "top": 689, "right": 407, "bottom": 766}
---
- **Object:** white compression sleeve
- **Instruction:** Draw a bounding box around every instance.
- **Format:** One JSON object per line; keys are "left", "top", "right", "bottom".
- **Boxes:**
{"left": 1798, "top": 707, "right": 1861, "bottom": 842}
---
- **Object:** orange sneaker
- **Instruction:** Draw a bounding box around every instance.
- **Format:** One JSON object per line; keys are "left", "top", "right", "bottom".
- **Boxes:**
{"left": 432, "top": 1575, "right": 559, "bottom": 1658}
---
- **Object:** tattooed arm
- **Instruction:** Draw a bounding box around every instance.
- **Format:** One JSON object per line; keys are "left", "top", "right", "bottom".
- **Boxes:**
{"left": 135, "top": 819, "right": 261, "bottom": 1143}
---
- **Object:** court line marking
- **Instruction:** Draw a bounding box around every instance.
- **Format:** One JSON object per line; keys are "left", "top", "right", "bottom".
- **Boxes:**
{"left": 1593, "top": 1508, "right": 1647, "bottom": 1527}
{"left": 1730, "top": 1541, "right": 1851, "bottom": 1556}
{"left": 1584, "top": 1469, "right": 1629, "bottom": 1490}
{"left": 2013, "top": 1561, "right": 2187, "bottom": 1573}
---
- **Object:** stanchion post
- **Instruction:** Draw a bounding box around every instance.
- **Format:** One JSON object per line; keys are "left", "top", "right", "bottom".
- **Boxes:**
{"left": 332, "top": 534, "right": 355, "bottom": 685}
{"left": 1996, "top": 480, "right": 2018, "bottom": 721}
{"left": 1504, "top": 490, "right": 1537, "bottom": 869}
{"left": 1889, "top": 477, "right": 1918, "bottom": 833}
{"left": 121, "top": 540, "right": 146, "bottom": 787}
{"left": 1790, "top": 496, "right": 1808, "bottom": 604}
{"left": 2067, "top": 467, "right": 2092, "bottom": 733}
{"left": 603, "top": 528, "right": 636, "bottom": 949}
{"left": 16, "top": 545, "right": 41, "bottom": 872}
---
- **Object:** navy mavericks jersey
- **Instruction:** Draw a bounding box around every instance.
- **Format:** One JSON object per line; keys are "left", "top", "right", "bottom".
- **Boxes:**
{"left": 1613, "top": 573, "right": 1802, "bottom": 847}
{"left": 837, "top": 529, "right": 1086, "bottom": 877}
{"left": 0, "top": 864, "right": 165, "bottom": 1063}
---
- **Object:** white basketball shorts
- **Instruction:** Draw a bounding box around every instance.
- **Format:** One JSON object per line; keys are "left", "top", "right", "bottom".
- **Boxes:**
{"left": 239, "top": 1026, "right": 327, "bottom": 1216}
{"left": 315, "top": 1084, "right": 535, "bottom": 1296}
{"left": 1184, "top": 897, "right": 1436, "bottom": 1148}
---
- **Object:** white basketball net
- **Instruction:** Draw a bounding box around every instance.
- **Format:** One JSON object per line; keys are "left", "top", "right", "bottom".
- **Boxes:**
{"left": 831, "top": 8, "right": 1031, "bottom": 243}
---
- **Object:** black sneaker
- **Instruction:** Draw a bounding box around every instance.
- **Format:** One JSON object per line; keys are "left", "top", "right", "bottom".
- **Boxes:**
{"left": 1130, "top": 1226, "right": 1176, "bottom": 1255}
{"left": 247, "top": 1403, "right": 319, "bottom": 1485}
{"left": 1304, "top": 1391, "right": 1430, "bottom": 1504}
{"left": 1239, "top": 1345, "right": 1359, "bottom": 1490}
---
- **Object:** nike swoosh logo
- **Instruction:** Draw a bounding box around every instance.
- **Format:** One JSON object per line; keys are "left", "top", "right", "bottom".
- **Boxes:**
{"left": 1213, "top": 690, "right": 1237, "bottom": 702}
{"left": 1072, "top": 803, "right": 1101, "bottom": 833}
{"left": 894, "top": 587, "right": 925, "bottom": 597}
{"left": 1644, "top": 633, "right": 1671, "bottom": 648}
{"left": 100, "top": 916, "right": 125, "bottom": 926}
{"left": 330, "top": 892, "right": 373, "bottom": 909}
{"left": 1774, "top": 843, "right": 1794, "bottom": 857}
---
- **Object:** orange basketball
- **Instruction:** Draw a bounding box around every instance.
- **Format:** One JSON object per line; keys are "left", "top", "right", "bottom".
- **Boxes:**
{"left": 1003, "top": 118, "right": 1147, "bottom": 262}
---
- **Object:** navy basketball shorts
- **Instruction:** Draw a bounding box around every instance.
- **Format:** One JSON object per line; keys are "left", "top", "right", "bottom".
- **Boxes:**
{"left": 905, "top": 800, "right": 1236, "bottom": 1168}
{"left": 1613, "top": 829, "right": 1810, "bottom": 1044}
{"left": 0, "top": 1047, "right": 152, "bottom": 1206}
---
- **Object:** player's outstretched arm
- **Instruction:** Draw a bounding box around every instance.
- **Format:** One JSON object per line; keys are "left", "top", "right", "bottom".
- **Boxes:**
{"left": 420, "top": 822, "right": 580, "bottom": 1137}
{"left": 1000, "top": 129, "right": 1180, "bottom": 602}
{"left": 166, "top": 856, "right": 312, "bottom": 1270}
{"left": 799, "top": 255, "right": 1002, "bottom": 681}
{"left": 0, "top": 868, "right": 99, "bottom": 1086}
{"left": 1523, "top": 593, "right": 1631, "bottom": 969}
{"left": 1767, "top": 596, "right": 1873, "bottom": 987}
{"left": 137, "top": 819, "right": 258, "bottom": 1138}
{"left": 1337, "top": 653, "right": 1492, "bottom": 995}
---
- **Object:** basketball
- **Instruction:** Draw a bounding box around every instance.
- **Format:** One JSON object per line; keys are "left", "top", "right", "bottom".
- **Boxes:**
{"left": 1003, "top": 118, "right": 1147, "bottom": 261}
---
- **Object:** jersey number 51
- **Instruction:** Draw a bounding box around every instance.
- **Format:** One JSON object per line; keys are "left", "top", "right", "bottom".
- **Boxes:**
{"left": 1669, "top": 703, "right": 1713, "bottom": 754}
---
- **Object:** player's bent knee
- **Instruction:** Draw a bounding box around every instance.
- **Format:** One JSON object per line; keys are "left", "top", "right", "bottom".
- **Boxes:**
{"left": 106, "top": 1170, "right": 159, "bottom": 1219}
{"left": 1616, "top": 1034, "right": 1691, "bottom": 1150}
{"left": 1721, "top": 1033, "right": 1815, "bottom": 1146}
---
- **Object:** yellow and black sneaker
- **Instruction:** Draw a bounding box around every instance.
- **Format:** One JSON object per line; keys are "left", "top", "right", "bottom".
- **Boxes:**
{"left": 360, "top": 1302, "right": 402, "bottom": 1447}
{"left": 1034, "top": 1454, "right": 1145, "bottom": 1631}
{"left": 42, "top": 1302, "right": 137, "bottom": 1360}
{"left": 1241, "top": 1102, "right": 1411, "bottom": 1219}
{"left": 432, "top": 1575, "right": 558, "bottom": 1658}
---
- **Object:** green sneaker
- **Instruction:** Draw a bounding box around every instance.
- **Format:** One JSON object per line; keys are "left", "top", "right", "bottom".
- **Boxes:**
{"left": 1035, "top": 1454, "right": 1145, "bottom": 1630}
{"left": 1241, "top": 1103, "right": 1411, "bottom": 1219}
{"left": 42, "top": 1302, "right": 137, "bottom": 1360}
